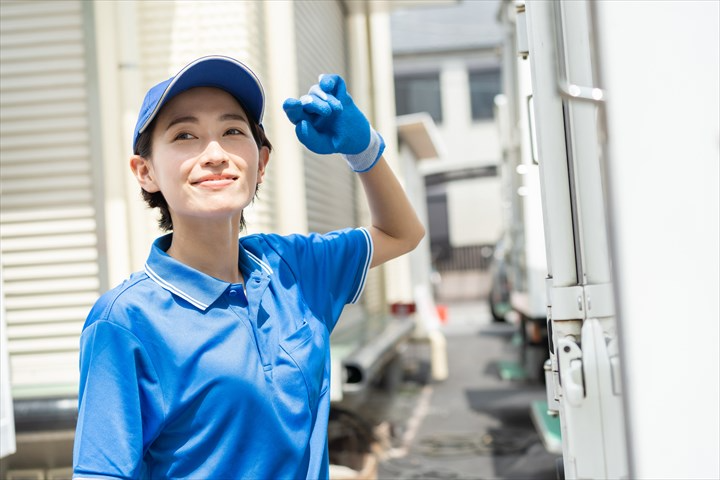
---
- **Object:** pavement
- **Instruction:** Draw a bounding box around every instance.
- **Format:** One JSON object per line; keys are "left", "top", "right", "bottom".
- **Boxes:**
{"left": 351, "top": 300, "right": 559, "bottom": 480}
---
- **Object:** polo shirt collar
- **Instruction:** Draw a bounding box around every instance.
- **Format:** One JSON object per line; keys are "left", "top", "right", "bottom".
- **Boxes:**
{"left": 143, "top": 233, "right": 271, "bottom": 312}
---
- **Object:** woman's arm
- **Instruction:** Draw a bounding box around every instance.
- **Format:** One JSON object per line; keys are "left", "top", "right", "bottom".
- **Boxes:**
{"left": 358, "top": 156, "right": 425, "bottom": 268}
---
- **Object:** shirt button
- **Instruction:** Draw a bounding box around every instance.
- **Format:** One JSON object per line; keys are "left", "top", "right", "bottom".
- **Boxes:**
{"left": 229, "top": 289, "right": 238, "bottom": 297}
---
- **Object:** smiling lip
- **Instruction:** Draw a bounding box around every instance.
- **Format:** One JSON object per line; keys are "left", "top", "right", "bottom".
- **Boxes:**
{"left": 192, "top": 174, "right": 238, "bottom": 187}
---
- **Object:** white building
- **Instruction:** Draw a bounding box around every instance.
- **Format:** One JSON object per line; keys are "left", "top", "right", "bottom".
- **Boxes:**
{"left": 391, "top": 1, "right": 505, "bottom": 287}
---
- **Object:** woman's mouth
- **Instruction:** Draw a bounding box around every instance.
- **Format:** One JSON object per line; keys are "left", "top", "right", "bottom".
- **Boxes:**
{"left": 192, "top": 174, "right": 238, "bottom": 188}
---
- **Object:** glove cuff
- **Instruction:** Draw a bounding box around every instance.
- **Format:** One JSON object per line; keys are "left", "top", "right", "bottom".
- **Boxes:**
{"left": 343, "top": 128, "right": 385, "bottom": 173}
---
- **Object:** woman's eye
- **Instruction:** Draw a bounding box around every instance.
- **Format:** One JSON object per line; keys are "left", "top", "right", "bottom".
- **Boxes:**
{"left": 174, "top": 132, "right": 194, "bottom": 141}
{"left": 225, "top": 128, "right": 243, "bottom": 136}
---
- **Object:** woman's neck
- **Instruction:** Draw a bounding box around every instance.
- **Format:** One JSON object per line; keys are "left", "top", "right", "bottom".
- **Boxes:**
{"left": 166, "top": 218, "right": 243, "bottom": 284}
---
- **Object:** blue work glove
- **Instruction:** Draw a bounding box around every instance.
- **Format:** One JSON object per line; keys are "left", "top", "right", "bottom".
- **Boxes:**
{"left": 283, "top": 74, "right": 385, "bottom": 172}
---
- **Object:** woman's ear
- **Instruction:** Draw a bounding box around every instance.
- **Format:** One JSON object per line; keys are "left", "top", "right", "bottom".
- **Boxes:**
{"left": 256, "top": 146, "right": 270, "bottom": 185}
{"left": 130, "top": 155, "right": 160, "bottom": 193}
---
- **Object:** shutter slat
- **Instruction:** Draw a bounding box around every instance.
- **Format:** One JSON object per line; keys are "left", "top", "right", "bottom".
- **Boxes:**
{"left": 3, "top": 263, "right": 98, "bottom": 281}
{"left": 1, "top": 71, "right": 87, "bottom": 91}
{"left": 0, "top": 146, "right": 90, "bottom": 165}
{"left": 0, "top": 102, "right": 87, "bottom": 122}
{"left": 0, "top": 29, "right": 83, "bottom": 49}
{"left": 7, "top": 322, "right": 83, "bottom": 340}
{"left": 1, "top": 219, "right": 96, "bottom": 238}
{"left": 0, "top": 86, "right": 86, "bottom": 107}
{"left": 8, "top": 306, "right": 91, "bottom": 325}
{"left": 0, "top": 161, "right": 90, "bottom": 180}
{"left": 0, "top": 130, "right": 88, "bottom": 150}
{"left": 0, "top": 191, "right": 93, "bottom": 210}
{"left": 0, "top": 115, "right": 88, "bottom": 136}
{"left": 1, "top": 206, "right": 93, "bottom": 223}
{"left": 0, "top": 57, "right": 84, "bottom": 77}
{"left": 1, "top": 248, "right": 98, "bottom": 267}
{"left": 5, "top": 292, "right": 98, "bottom": 311}
{"left": 4, "top": 278, "right": 99, "bottom": 296}
{"left": 1, "top": 233, "right": 97, "bottom": 252}
{"left": 0, "top": 0, "right": 81, "bottom": 18}
{"left": 0, "top": 43, "right": 85, "bottom": 63}
{"left": 8, "top": 336, "right": 79, "bottom": 355}
{"left": 1, "top": 175, "right": 92, "bottom": 196}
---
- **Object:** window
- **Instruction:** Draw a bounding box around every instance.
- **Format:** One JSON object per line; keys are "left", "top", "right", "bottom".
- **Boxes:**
{"left": 395, "top": 73, "right": 443, "bottom": 123}
{"left": 469, "top": 68, "right": 501, "bottom": 120}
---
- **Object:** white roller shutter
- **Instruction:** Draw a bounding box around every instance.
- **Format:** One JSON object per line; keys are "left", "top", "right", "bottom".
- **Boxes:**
{"left": 0, "top": 1, "right": 104, "bottom": 399}
{"left": 294, "top": 0, "right": 357, "bottom": 234}
{"left": 135, "top": 1, "right": 275, "bottom": 234}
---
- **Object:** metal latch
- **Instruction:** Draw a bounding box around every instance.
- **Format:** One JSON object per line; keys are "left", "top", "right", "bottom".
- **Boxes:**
{"left": 557, "top": 336, "right": 584, "bottom": 406}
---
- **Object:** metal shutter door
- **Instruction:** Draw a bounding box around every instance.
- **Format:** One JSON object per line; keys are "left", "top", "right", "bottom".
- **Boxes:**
{"left": 135, "top": 1, "right": 275, "bottom": 234}
{"left": 294, "top": 0, "right": 357, "bottom": 234}
{"left": 0, "top": 1, "right": 103, "bottom": 398}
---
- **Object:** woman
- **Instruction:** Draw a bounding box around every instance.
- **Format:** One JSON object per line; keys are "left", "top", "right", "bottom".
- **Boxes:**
{"left": 73, "top": 55, "right": 424, "bottom": 479}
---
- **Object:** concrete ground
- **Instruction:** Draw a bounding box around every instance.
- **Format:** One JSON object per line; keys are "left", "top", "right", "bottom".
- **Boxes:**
{"left": 353, "top": 300, "right": 559, "bottom": 480}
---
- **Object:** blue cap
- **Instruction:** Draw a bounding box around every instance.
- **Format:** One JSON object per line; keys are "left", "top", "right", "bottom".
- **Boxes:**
{"left": 132, "top": 55, "right": 265, "bottom": 152}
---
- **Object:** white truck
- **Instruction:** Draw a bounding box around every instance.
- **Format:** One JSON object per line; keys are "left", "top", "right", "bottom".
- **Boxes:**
{"left": 497, "top": 1, "right": 719, "bottom": 478}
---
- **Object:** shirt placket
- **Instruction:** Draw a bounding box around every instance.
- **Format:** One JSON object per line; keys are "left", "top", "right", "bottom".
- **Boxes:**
{"left": 244, "top": 271, "right": 271, "bottom": 369}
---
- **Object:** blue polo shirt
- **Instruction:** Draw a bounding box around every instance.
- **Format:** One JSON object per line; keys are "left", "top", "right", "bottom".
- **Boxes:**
{"left": 73, "top": 228, "right": 372, "bottom": 479}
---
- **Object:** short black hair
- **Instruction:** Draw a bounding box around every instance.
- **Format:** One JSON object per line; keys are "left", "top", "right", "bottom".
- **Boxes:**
{"left": 133, "top": 106, "right": 272, "bottom": 232}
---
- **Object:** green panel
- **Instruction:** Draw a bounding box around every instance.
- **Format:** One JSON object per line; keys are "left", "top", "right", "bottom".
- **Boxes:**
{"left": 530, "top": 400, "right": 562, "bottom": 454}
{"left": 496, "top": 359, "right": 528, "bottom": 381}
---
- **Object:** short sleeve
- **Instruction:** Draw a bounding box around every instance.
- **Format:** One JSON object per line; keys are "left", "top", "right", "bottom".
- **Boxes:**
{"left": 73, "top": 320, "right": 165, "bottom": 479}
{"left": 264, "top": 228, "right": 373, "bottom": 329}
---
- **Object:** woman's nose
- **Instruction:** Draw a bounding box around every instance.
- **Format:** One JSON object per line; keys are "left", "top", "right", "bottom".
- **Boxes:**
{"left": 200, "top": 141, "right": 229, "bottom": 166}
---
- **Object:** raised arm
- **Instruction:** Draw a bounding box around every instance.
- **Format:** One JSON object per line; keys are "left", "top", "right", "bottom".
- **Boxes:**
{"left": 283, "top": 74, "right": 424, "bottom": 268}
{"left": 356, "top": 156, "right": 424, "bottom": 267}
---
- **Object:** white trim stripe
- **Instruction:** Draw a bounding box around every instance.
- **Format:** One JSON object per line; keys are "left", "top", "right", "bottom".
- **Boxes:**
{"left": 246, "top": 251, "right": 274, "bottom": 275}
{"left": 351, "top": 227, "right": 373, "bottom": 304}
{"left": 144, "top": 263, "right": 209, "bottom": 310}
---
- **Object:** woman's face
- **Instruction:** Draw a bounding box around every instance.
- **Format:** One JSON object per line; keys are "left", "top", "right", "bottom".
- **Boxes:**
{"left": 132, "top": 87, "right": 269, "bottom": 230}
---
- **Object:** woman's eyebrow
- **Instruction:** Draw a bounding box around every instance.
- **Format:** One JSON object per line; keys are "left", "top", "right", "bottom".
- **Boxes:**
{"left": 219, "top": 113, "right": 248, "bottom": 123}
{"left": 165, "top": 115, "right": 198, "bottom": 131}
